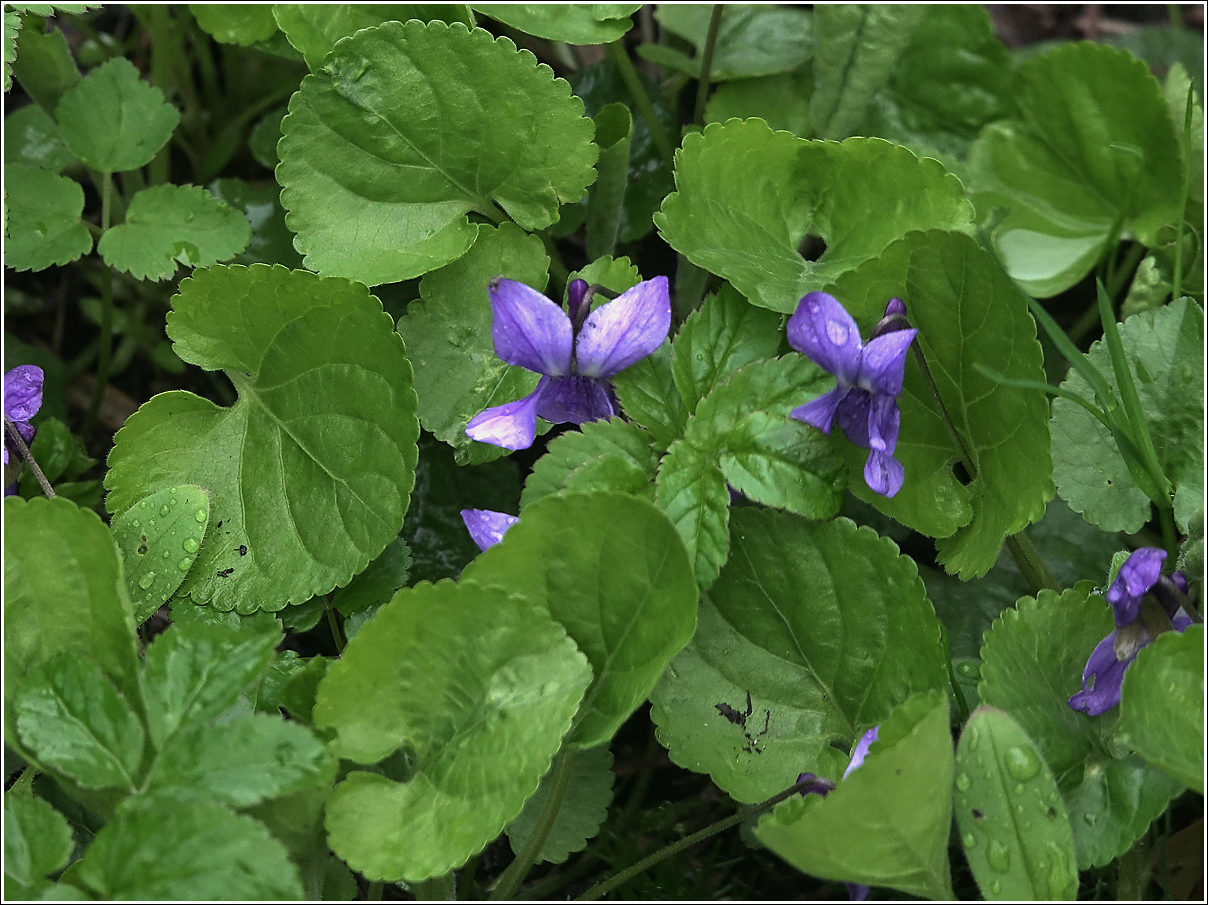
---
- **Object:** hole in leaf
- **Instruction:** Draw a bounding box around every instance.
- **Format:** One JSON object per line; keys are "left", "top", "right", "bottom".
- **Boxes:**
{"left": 953, "top": 461, "right": 973, "bottom": 486}
{"left": 798, "top": 234, "right": 827, "bottom": 262}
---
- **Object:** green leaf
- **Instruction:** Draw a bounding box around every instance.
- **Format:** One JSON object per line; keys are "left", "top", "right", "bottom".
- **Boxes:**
{"left": 3, "top": 497, "right": 140, "bottom": 745}
{"left": 144, "top": 712, "right": 335, "bottom": 807}
{"left": 705, "top": 69, "right": 813, "bottom": 137}
{"left": 140, "top": 622, "right": 280, "bottom": 750}
{"left": 968, "top": 44, "right": 1183, "bottom": 297}
{"left": 5, "top": 102, "right": 73, "bottom": 172}
{"left": 653, "top": 439, "right": 729, "bottom": 591}
{"left": 109, "top": 485, "right": 209, "bottom": 624}
{"left": 98, "top": 184, "right": 252, "bottom": 281}
{"left": 332, "top": 536, "right": 412, "bottom": 617}
{"left": 105, "top": 264, "right": 419, "bottom": 613}
{"left": 3, "top": 9, "right": 18, "bottom": 93}
{"left": 506, "top": 745, "right": 615, "bottom": 865}
{"left": 277, "top": 20, "right": 596, "bottom": 284}
{"left": 2, "top": 164, "right": 91, "bottom": 271}
{"left": 586, "top": 102, "right": 631, "bottom": 261}
{"left": 641, "top": 5, "right": 813, "bottom": 81}
{"left": 73, "top": 799, "right": 302, "bottom": 899}
{"left": 1118, "top": 624, "right": 1204, "bottom": 793}
{"left": 810, "top": 4, "right": 926, "bottom": 141}
{"left": 672, "top": 284, "right": 783, "bottom": 416}
{"left": 473, "top": 4, "right": 639, "bottom": 45}
{"left": 167, "top": 596, "right": 283, "bottom": 638}
{"left": 206, "top": 177, "right": 305, "bottom": 269}
{"left": 954, "top": 707, "right": 1079, "bottom": 900}
{"left": 522, "top": 418, "right": 658, "bottom": 509}
{"left": 656, "top": 120, "right": 973, "bottom": 314}
{"left": 652, "top": 510, "right": 946, "bottom": 802}
{"left": 569, "top": 254, "right": 641, "bottom": 296}
{"left": 11, "top": 19, "right": 78, "bottom": 113}
{"left": 978, "top": 585, "right": 1185, "bottom": 868}
{"left": 829, "top": 230, "right": 1053, "bottom": 578}
{"left": 462, "top": 492, "right": 697, "bottom": 749}
{"left": 15, "top": 654, "right": 144, "bottom": 792}
{"left": 756, "top": 691, "right": 955, "bottom": 900}
{"left": 611, "top": 339, "right": 690, "bottom": 450}
{"left": 4, "top": 790, "right": 74, "bottom": 894}
{"left": 1052, "top": 298, "right": 1203, "bottom": 533}
{"left": 189, "top": 4, "right": 278, "bottom": 45}
{"left": 273, "top": 4, "right": 473, "bottom": 69}
{"left": 398, "top": 222, "right": 548, "bottom": 465}
{"left": 54, "top": 56, "right": 179, "bottom": 172}
{"left": 315, "top": 580, "right": 591, "bottom": 881}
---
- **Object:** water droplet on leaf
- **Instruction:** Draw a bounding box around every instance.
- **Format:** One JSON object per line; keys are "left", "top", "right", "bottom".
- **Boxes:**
{"left": 131, "top": 519, "right": 140, "bottom": 528}
{"left": 987, "top": 840, "right": 1011, "bottom": 872}
{"left": 825, "top": 320, "right": 849, "bottom": 345}
{"left": 138, "top": 572, "right": 156, "bottom": 589}
{"left": 966, "top": 727, "right": 980, "bottom": 751}
{"left": 955, "top": 773, "right": 971, "bottom": 791}
{"left": 1004, "top": 745, "right": 1041, "bottom": 780}
{"left": 159, "top": 505, "right": 170, "bottom": 516}
{"left": 139, "top": 501, "right": 148, "bottom": 509}
{"left": 956, "top": 662, "right": 980, "bottom": 678}
{"left": 178, "top": 557, "right": 193, "bottom": 571}
{"left": 183, "top": 537, "right": 200, "bottom": 553}
{"left": 962, "top": 832, "right": 976, "bottom": 849}
{"left": 195, "top": 509, "right": 206, "bottom": 523}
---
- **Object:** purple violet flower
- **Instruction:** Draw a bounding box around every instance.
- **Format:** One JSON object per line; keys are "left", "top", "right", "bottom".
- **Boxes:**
{"left": 788, "top": 293, "right": 916, "bottom": 498}
{"left": 1069, "top": 548, "right": 1193, "bottom": 716}
{"left": 461, "top": 508, "right": 519, "bottom": 551}
{"left": 466, "top": 276, "right": 671, "bottom": 450}
{"left": 796, "top": 726, "right": 879, "bottom": 901}
{"left": 4, "top": 365, "right": 44, "bottom": 496}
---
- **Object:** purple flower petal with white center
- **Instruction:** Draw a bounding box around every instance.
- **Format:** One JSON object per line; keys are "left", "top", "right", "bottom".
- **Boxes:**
{"left": 4, "top": 365, "right": 44, "bottom": 467}
{"left": 787, "top": 292, "right": 863, "bottom": 385}
{"left": 489, "top": 278, "right": 574, "bottom": 377}
{"left": 461, "top": 509, "right": 519, "bottom": 551}
{"left": 574, "top": 276, "right": 671, "bottom": 378}
{"left": 465, "top": 379, "right": 548, "bottom": 450}
{"left": 858, "top": 328, "right": 917, "bottom": 397}
{"left": 1069, "top": 632, "right": 1132, "bottom": 716}
{"left": 1107, "top": 547, "right": 1166, "bottom": 627}
{"left": 535, "top": 376, "right": 615, "bottom": 425}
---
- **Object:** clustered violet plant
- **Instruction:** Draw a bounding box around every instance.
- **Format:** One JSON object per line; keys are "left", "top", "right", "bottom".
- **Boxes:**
{"left": 3, "top": 4, "right": 1203, "bottom": 903}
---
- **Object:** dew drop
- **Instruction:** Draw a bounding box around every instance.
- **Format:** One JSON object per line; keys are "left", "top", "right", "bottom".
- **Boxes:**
{"left": 148, "top": 519, "right": 156, "bottom": 528}
{"left": 183, "top": 537, "right": 200, "bottom": 554}
{"left": 1004, "top": 745, "right": 1041, "bottom": 780}
{"left": 159, "top": 505, "right": 171, "bottom": 516}
{"left": 987, "top": 840, "right": 1011, "bottom": 872}
{"left": 955, "top": 773, "right": 971, "bottom": 791}
{"left": 131, "top": 519, "right": 141, "bottom": 528}
{"left": 195, "top": 509, "right": 206, "bottom": 523}
{"left": 956, "top": 662, "right": 980, "bottom": 679}
{"left": 139, "top": 500, "right": 148, "bottom": 509}
{"left": 162, "top": 550, "right": 171, "bottom": 559}
{"left": 990, "top": 881, "right": 1001, "bottom": 895}
{"left": 1083, "top": 812, "right": 1097, "bottom": 826}
{"left": 169, "top": 496, "right": 178, "bottom": 506}
{"left": 184, "top": 212, "right": 194, "bottom": 223}
{"left": 962, "top": 832, "right": 976, "bottom": 849}
{"left": 825, "top": 320, "right": 849, "bottom": 345}
{"left": 178, "top": 557, "right": 194, "bottom": 571}
{"left": 966, "top": 727, "right": 980, "bottom": 751}
{"left": 137, "top": 572, "right": 156, "bottom": 590}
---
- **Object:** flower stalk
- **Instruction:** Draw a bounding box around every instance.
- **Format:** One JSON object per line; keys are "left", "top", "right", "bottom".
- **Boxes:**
{"left": 491, "top": 749, "right": 576, "bottom": 900}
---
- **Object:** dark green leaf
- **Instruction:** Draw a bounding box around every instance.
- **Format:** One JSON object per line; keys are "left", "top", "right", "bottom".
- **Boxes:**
{"left": 3, "top": 164, "right": 91, "bottom": 271}
{"left": 586, "top": 102, "right": 631, "bottom": 261}
{"left": 705, "top": 69, "right": 813, "bottom": 137}
{"left": 473, "top": 4, "right": 639, "bottom": 45}
{"left": 642, "top": 5, "right": 813, "bottom": 81}
{"left": 522, "top": 418, "right": 658, "bottom": 509}
{"left": 653, "top": 438, "right": 729, "bottom": 591}
{"left": 273, "top": 4, "right": 473, "bottom": 69}
{"left": 332, "top": 536, "right": 412, "bottom": 617}
{"left": 189, "top": 4, "right": 278, "bottom": 45}
{"left": 3, "top": 790, "right": 74, "bottom": 893}
{"left": 506, "top": 746, "right": 614, "bottom": 865}
{"left": 4, "top": 102, "right": 73, "bottom": 171}
{"left": 206, "top": 177, "right": 305, "bottom": 269}
{"left": 11, "top": 20, "right": 79, "bottom": 113}
{"left": 612, "top": 340, "right": 690, "bottom": 450}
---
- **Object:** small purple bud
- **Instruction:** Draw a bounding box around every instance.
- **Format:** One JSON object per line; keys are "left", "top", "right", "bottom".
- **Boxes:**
{"left": 884, "top": 298, "right": 906, "bottom": 319}
{"left": 870, "top": 297, "right": 912, "bottom": 340}
{"left": 795, "top": 773, "right": 836, "bottom": 797}
{"left": 567, "top": 279, "right": 590, "bottom": 329}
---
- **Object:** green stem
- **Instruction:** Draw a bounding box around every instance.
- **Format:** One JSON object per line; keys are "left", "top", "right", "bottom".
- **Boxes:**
{"left": 1173, "top": 88, "right": 1194, "bottom": 302}
{"left": 412, "top": 872, "right": 456, "bottom": 900}
{"left": 83, "top": 177, "right": 116, "bottom": 438}
{"left": 939, "top": 624, "right": 970, "bottom": 725}
{"left": 520, "top": 852, "right": 600, "bottom": 900}
{"left": 606, "top": 41, "right": 675, "bottom": 170}
{"left": 693, "top": 5, "right": 724, "bottom": 125}
{"left": 1167, "top": 3, "right": 1185, "bottom": 29}
{"left": 1105, "top": 240, "right": 1148, "bottom": 302}
{"left": 325, "top": 600, "right": 345, "bottom": 655}
{"left": 1004, "top": 532, "right": 1060, "bottom": 594}
{"left": 1159, "top": 506, "right": 1178, "bottom": 559}
{"left": 366, "top": 880, "right": 383, "bottom": 900}
{"left": 491, "top": 750, "right": 576, "bottom": 900}
{"left": 575, "top": 776, "right": 818, "bottom": 901}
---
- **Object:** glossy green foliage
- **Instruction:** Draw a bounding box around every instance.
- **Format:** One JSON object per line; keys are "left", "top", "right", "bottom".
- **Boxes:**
{"left": 473, "top": 4, "right": 639, "bottom": 45}
{"left": 315, "top": 580, "right": 592, "bottom": 881}
{"left": 640, "top": 4, "right": 813, "bottom": 81}
{"left": 273, "top": 4, "right": 473, "bottom": 69}
{"left": 54, "top": 56, "right": 178, "bottom": 172}
{"left": 98, "top": 184, "right": 252, "bottom": 281}
{"left": 811, "top": 4, "right": 926, "bottom": 141}
{"left": 954, "top": 708, "right": 1078, "bottom": 900}
{"left": 189, "top": 4, "right": 278, "bottom": 46}
{"left": 11, "top": 17, "right": 79, "bottom": 112}
{"left": 657, "top": 120, "right": 973, "bottom": 313}
{"left": 756, "top": 692, "right": 955, "bottom": 900}
{"left": 652, "top": 510, "right": 947, "bottom": 803}
{"left": 705, "top": 69, "right": 813, "bottom": 138}
{"left": 506, "top": 746, "right": 615, "bottom": 865}
{"left": 3, "top": 497, "right": 139, "bottom": 744}
{"left": 830, "top": 230, "right": 1053, "bottom": 578}
{"left": 1051, "top": 298, "right": 1203, "bottom": 533}
{"left": 2, "top": 163, "right": 91, "bottom": 271}
{"left": 969, "top": 43, "right": 1184, "bottom": 297}
{"left": 399, "top": 223, "right": 548, "bottom": 465}
{"left": 653, "top": 438, "right": 730, "bottom": 590}
{"left": 105, "top": 264, "right": 419, "bottom": 613}
{"left": 206, "top": 177, "right": 304, "bottom": 269}
{"left": 612, "top": 340, "right": 689, "bottom": 450}
{"left": 1118, "top": 625, "right": 1204, "bottom": 793}
{"left": 521, "top": 418, "right": 660, "bottom": 509}
{"left": 979, "top": 586, "right": 1185, "bottom": 868}
{"left": 278, "top": 20, "right": 596, "bottom": 284}
{"left": 3, "top": 789, "right": 74, "bottom": 899}
{"left": 586, "top": 103, "right": 631, "bottom": 260}
{"left": 462, "top": 492, "right": 697, "bottom": 748}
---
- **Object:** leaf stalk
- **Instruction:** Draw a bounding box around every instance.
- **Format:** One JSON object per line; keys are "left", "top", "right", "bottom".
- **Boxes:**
{"left": 490, "top": 749, "right": 576, "bottom": 900}
{"left": 693, "top": 6, "right": 725, "bottom": 126}
{"left": 606, "top": 41, "right": 675, "bottom": 170}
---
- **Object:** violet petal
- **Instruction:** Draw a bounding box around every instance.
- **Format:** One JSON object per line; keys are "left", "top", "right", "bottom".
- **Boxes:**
{"left": 858, "top": 328, "right": 916, "bottom": 397}
{"left": 461, "top": 509, "right": 519, "bottom": 551}
{"left": 489, "top": 278, "right": 573, "bottom": 377}
{"left": 864, "top": 450, "right": 905, "bottom": 498}
{"left": 1068, "top": 631, "right": 1132, "bottom": 716}
{"left": 834, "top": 388, "right": 872, "bottom": 449}
{"left": 866, "top": 393, "right": 900, "bottom": 455}
{"left": 535, "top": 375, "right": 615, "bottom": 425}
{"left": 465, "top": 379, "right": 548, "bottom": 450}
{"left": 567, "top": 279, "right": 590, "bottom": 327}
{"left": 787, "top": 292, "right": 863, "bottom": 385}
{"left": 791, "top": 387, "right": 848, "bottom": 434}
{"left": 846, "top": 883, "right": 872, "bottom": 901}
{"left": 4, "top": 365, "right": 44, "bottom": 422}
{"left": 843, "top": 726, "right": 879, "bottom": 778}
{"left": 1107, "top": 547, "right": 1166, "bottom": 627}
{"left": 574, "top": 276, "right": 671, "bottom": 378}
{"left": 883, "top": 298, "right": 907, "bottom": 319}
